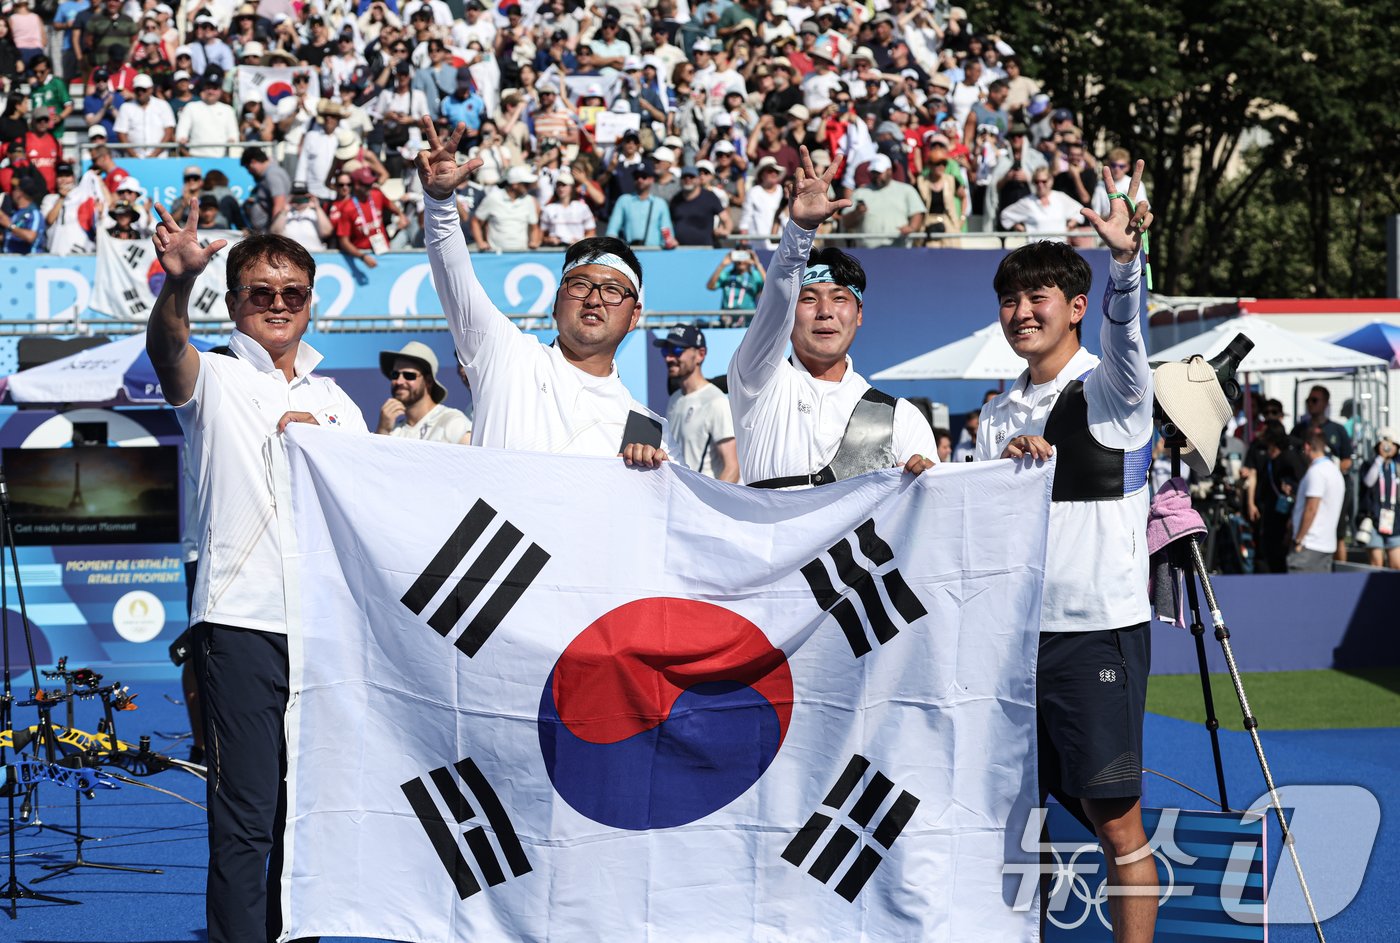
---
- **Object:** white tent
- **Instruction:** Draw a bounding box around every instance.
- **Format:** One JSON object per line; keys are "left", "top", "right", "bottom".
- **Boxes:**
{"left": 2, "top": 334, "right": 218, "bottom": 406}
{"left": 1149, "top": 316, "right": 1387, "bottom": 372}
{"left": 872, "top": 324, "right": 1025, "bottom": 382}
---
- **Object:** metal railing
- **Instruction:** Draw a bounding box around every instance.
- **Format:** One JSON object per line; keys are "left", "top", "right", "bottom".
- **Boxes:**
{"left": 718, "top": 231, "right": 1102, "bottom": 249}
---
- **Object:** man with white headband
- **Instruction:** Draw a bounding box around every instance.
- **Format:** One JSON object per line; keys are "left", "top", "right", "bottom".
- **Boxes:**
{"left": 729, "top": 148, "right": 938, "bottom": 489}
{"left": 416, "top": 117, "right": 674, "bottom": 464}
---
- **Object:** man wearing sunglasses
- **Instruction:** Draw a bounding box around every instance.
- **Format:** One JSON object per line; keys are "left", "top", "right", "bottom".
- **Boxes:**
{"left": 376, "top": 341, "right": 472, "bottom": 443}
{"left": 417, "top": 116, "right": 674, "bottom": 466}
{"left": 146, "top": 208, "right": 367, "bottom": 943}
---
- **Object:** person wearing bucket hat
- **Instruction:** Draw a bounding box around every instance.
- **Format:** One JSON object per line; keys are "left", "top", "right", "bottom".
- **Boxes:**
{"left": 974, "top": 160, "right": 1159, "bottom": 940}
{"left": 415, "top": 115, "right": 677, "bottom": 467}
{"left": 729, "top": 147, "right": 937, "bottom": 491}
{"left": 376, "top": 341, "right": 473, "bottom": 443}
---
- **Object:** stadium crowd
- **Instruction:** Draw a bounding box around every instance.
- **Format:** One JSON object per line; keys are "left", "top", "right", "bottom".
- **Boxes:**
{"left": 0, "top": 0, "right": 1144, "bottom": 257}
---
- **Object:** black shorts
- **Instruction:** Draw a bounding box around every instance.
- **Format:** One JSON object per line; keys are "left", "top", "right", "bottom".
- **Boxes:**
{"left": 1037, "top": 622, "right": 1150, "bottom": 806}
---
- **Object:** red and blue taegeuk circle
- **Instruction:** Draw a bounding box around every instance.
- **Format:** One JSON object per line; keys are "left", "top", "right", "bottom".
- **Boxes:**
{"left": 538, "top": 598, "right": 793, "bottom": 830}
{"left": 266, "top": 81, "right": 294, "bottom": 105}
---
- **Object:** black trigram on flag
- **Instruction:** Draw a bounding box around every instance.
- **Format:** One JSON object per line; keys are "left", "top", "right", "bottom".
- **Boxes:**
{"left": 800, "top": 519, "right": 927, "bottom": 656}
{"left": 781, "top": 754, "right": 920, "bottom": 902}
{"left": 400, "top": 498, "right": 550, "bottom": 657}
{"left": 401, "top": 756, "right": 533, "bottom": 900}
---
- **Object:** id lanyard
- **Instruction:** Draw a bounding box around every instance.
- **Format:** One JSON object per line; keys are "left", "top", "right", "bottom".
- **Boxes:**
{"left": 1382, "top": 461, "right": 1398, "bottom": 510}
{"left": 352, "top": 195, "right": 380, "bottom": 235}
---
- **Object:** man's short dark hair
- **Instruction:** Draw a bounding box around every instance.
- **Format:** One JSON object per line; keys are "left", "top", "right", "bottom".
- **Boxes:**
{"left": 240, "top": 146, "right": 268, "bottom": 168}
{"left": 227, "top": 233, "right": 317, "bottom": 292}
{"left": 805, "top": 247, "right": 866, "bottom": 299}
{"left": 1004, "top": 55, "right": 1021, "bottom": 69}
{"left": 564, "top": 237, "right": 643, "bottom": 292}
{"left": 1305, "top": 432, "right": 1328, "bottom": 455}
{"left": 1308, "top": 384, "right": 1330, "bottom": 403}
{"left": 31, "top": 54, "right": 51, "bottom": 70}
{"left": 1263, "top": 429, "right": 1289, "bottom": 452}
{"left": 993, "top": 242, "right": 1092, "bottom": 333}
{"left": 988, "top": 78, "right": 1009, "bottom": 94}
{"left": 932, "top": 426, "right": 952, "bottom": 444}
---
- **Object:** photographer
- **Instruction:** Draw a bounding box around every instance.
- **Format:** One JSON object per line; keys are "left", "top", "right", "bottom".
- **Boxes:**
{"left": 1361, "top": 429, "right": 1400, "bottom": 569}
{"left": 706, "top": 248, "right": 766, "bottom": 314}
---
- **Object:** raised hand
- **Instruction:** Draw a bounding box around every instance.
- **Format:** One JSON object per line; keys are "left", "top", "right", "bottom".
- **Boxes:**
{"left": 416, "top": 116, "right": 482, "bottom": 201}
{"left": 1079, "top": 158, "right": 1152, "bottom": 262}
{"left": 789, "top": 146, "right": 851, "bottom": 232}
{"left": 151, "top": 202, "right": 227, "bottom": 283}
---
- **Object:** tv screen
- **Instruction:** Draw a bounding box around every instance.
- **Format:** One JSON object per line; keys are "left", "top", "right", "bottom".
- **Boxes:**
{"left": 3, "top": 446, "right": 180, "bottom": 546}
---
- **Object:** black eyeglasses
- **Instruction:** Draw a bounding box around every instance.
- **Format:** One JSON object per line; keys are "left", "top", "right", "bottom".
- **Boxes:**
{"left": 389, "top": 369, "right": 421, "bottom": 381}
{"left": 561, "top": 275, "right": 635, "bottom": 307}
{"left": 233, "top": 284, "right": 311, "bottom": 311}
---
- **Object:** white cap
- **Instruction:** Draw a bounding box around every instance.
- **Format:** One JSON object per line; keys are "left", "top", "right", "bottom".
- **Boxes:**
{"left": 692, "top": 38, "right": 714, "bottom": 52}
{"left": 87, "top": 125, "right": 109, "bottom": 139}
{"left": 651, "top": 146, "right": 675, "bottom": 163}
{"left": 712, "top": 111, "right": 733, "bottom": 128}
{"left": 117, "top": 176, "right": 144, "bottom": 193}
{"left": 132, "top": 73, "right": 155, "bottom": 89}
{"left": 583, "top": 81, "right": 604, "bottom": 97}
{"left": 850, "top": 46, "right": 874, "bottom": 63}
{"left": 1379, "top": 427, "right": 1398, "bottom": 444}
{"left": 154, "top": 2, "right": 173, "bottom": 12}
{"left": 663, "top": 135, "right": 683, "bottom": 149}
{"left": 867, "top": 153, "right": 892, "bottom": 174}
{"left": 695, "top": 158, "right": 716, "bottom": 172}
{"left": 173, "top": 70, "right": 192, "bottom": 82}
{"left": 623, "top": 55, "right": 641, "bottom": 71}
{"left": 712, "top": 139, "right": 736, "bottom": 154}
{"left": 506, "top": 165, "right": 538, "bottom": 185}
{"left": 609, "top": 98, "right": 632, "bottom": 113}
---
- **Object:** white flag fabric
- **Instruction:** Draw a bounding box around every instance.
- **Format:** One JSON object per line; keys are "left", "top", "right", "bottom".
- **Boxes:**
{"left": 277, "top": 428, "right": 1050, "bottom": 942}
{"left": 90, "top": 227, "right": 239, "bottom": 320}
{"left": 236, "top": 65, "right": 322, "bottom": 112}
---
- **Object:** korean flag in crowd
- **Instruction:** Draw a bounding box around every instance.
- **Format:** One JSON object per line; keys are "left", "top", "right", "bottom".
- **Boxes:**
{"left": 91, "top": 227, "right": 240, "bottom": 321}
{"left": 276, "top": 428, "right": 1050, "bottom": 942}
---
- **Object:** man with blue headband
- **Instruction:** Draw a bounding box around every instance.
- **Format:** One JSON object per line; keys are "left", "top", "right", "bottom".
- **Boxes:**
{"left": 416, "top": 116, "right": 675, "bottom": 466}
{"left": 729, "top": 147, "right": 938, "bottom": 489}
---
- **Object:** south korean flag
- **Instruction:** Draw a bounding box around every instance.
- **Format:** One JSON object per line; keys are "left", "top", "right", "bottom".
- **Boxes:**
{"left": 277, "top": 427, "right": 1049, "bottom": 942}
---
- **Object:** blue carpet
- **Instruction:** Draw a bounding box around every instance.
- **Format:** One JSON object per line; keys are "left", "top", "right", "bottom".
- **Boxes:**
{"left": 2, "top": 681, "right": 1393, "bottom": 940}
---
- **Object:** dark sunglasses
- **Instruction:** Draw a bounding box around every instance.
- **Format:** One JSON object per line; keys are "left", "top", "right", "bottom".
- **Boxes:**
{"left": 234, "top": 284, "right": 310, "bottom": 311}
{"left": 660, "top": 345, "right": 690, "bottom": 358}
{"left": 389, "top": 369, "right": 421, "bottom": 381}
{"left": 184, "top": 173, "right": 202, "bottom": 181}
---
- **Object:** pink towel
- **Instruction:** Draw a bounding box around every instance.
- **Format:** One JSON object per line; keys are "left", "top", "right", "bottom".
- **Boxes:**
{"left": 1147, "top": 477, "right": 1206, "bottom": 555}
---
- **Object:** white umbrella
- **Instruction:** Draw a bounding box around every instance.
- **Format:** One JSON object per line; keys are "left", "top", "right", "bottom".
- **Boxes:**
{"left": 872, "top": 324, "right": 1025, "bottom": 382}
{"left": 1149, "top": 316, "right": 1387, "bottom": 373}
{"left": 3, "top": 334, "right": 219, "bottom": 405}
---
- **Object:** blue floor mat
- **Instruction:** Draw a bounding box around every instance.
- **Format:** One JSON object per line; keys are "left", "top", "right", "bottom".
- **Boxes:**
{"left": 3, "top": 681, "right": 1393, "bottom": 941}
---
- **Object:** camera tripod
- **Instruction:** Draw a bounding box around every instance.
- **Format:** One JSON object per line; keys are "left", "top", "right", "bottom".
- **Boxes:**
{"left": 1160, "top": 428, "right": 1326, "bottom": 942}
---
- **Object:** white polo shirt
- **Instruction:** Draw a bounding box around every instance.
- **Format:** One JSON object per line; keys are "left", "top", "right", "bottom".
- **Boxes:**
{"left": 667, "top": 382, "right": 735, "bottom": 479}
{"left": 729, "top": 219, "right": 937, "bottom": 486}
{"left": 975, "top": 257, "right": 1152, "bottom": 632}
{"left": 423, "top": 193, "right": 677, "bottom": 459}
{"left": 387, "top": 402, "right": 472, "bottom": 444}
{"left": 1293, "top": 456, "right": 1344, "bottom": 553}
{"left": 176, "top": 330, "right": 368, "bottom": 635}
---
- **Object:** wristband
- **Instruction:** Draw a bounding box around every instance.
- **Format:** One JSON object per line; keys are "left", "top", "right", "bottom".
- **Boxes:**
{"left": 1108, "top": 191, "right": 1152, "bottom": 290}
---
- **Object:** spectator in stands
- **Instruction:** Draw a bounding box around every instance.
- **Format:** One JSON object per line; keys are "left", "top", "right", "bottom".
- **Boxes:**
{"left": 85, "top": 142, "right": 127, "bottom": 193}
{"left": 916, "top": 143, "right": 967, "bottom": 245}
{"left": 473, "top": 164, "right": 539, "bottom": 251}
{"left": 0, "top": 183, "right": 45, "bottom": 254}
{"left": 272, "top": 183, "right": 333, "bottom": 251}
{"left": 373, "top": 62, "right": 430, "bottom": 173}
{"left": 113, "top": 176, "right": 150, "bottom": 232}
{"left": 706, "top": 248, "right": 765, "bottom": 314}
{"left": 1001, "top": 56, "right": 1040, "bottom": 114}
{"left": 195, "top": 193, "right": 230, "bottom": 229}
{"left": 606, "top": 163, "right": 675, "bottom": 248}
{"left": 115, "top": 73, "right": 175, "bottom": 158}
{"left": 739, "top": 155, "right": 785, "bottom": 245}
{"left": 1091, "top": 146, "right": 1150, "bottom": 217}
{"left": 1289, "top": 432, "right": 1345, "bottom": 573}
{"left": 240, "top": 146, "right": 291, "bottom": 232}
{"left": 539, "top": 171, "right": 596, "bottom": 247}
{"left": 337, "top": 165, "right": 404, "bottom": 265}
{"left": 842, "top": 153, "right": 924, "bottom": 247}
{"left": 440, "top": 72, "right": 488, "bottom": 151}
{"left": 985, "top": 123, "right": 1044, "bottom": 230}
{"left": 188, "top": 15, "right": 235, "bottom": 75}
{"left": 28, "top": 56, "right": 73, "bottom": 123}
{"left": 748, "top": 113, "right": 800, "bottom": 179}
{"left": 178, "top": 77, "right": 241, "bottom": 157}
{"left": 998, "top": 167, "right": 1085, "bottom": 242}
{"left": 670, "top": 164, "right": 729, "bottom": 246}
{"left": 83, "top": 68, "right": 123, "bottom": 139}
{"left": 83, "top": 0, "right": 136, "bottom": 65}
{"left": 42, "top": 163, "right": 98, "bottom": 255}
{"left": 0, "top": 95, "right": 28, "bottom": 147}
{"left": 414, "top": 40, "right": 457, "bottom": 117}
{"left": 296, "top": 101, "right": 353, "bottom": 200}
{"left": 106, "top": 200, "right": 141, "bottom": 239}
{"left": 964, "top": 78, "right": 1009, "bottom": 146}
{"left": 23, "top": 111, "right": 63, "bottom": 192}
{"left": 1053, "top": 136, "right": 1098, "bottom": 207}
{"left": 650, "top": 146, "right": 681, "bottom": 202}
{"left": 239, "top": 100, "right": 274, "bottom": 144}
{"left": 8, "top": 0, "right": 44, "bottom": 67}
{"left": 53, "top": 0, "right": 89, "bottom": 80}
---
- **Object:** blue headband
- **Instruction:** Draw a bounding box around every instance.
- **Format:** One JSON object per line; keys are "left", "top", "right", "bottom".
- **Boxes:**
{"left": 801, "top": 264, "right": 863, "bottom": 303}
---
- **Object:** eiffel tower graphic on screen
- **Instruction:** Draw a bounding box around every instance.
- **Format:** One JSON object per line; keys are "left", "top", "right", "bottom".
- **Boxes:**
{"left": 68, "top": 460, "right": 85, "bottom": 510}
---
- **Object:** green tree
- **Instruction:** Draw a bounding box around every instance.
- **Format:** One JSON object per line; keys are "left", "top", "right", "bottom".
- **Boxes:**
{"left": 973, "top": 0, "right": 1400, "bottom": 296}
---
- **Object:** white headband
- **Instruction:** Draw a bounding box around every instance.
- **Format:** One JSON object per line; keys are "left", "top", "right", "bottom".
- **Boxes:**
{"left": 561, "top": 252, "right": 641, "bottom": 296}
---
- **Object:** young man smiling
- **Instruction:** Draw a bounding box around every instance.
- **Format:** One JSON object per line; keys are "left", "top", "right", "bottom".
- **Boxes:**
{"left": 729, "top": 147, "right": 937, "bottom": 489}
{"left": 146, "top": 209, "right": 366, "bottom": 943}
{"left": 974, "top": 162, "right": 1158, "bottom": 942}
{"left": 418, "top": 116, "right": 673, "bottom": 465}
